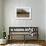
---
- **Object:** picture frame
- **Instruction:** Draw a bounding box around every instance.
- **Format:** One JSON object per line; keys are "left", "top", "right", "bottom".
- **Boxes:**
{"left": 15, "top": 7, "right": 32, "bottom": 20}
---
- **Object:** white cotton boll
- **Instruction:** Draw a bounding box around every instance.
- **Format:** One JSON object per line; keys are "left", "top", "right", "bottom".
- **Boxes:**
{"left": 29, "top": 27, "right": 30, "bottom": 30}
{"left": 31, "top": 28, "right": 33, "bottom": 32}
{"left": 31, "top": 33, "right": 33, "bottom": 37}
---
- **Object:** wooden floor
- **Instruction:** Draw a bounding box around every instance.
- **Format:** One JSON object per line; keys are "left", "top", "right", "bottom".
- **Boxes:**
{"left": 8, "top": 40, "right": 46, "bottom": 46}
{"left": 0, "top": 40, "right": 46, "bottom": 46}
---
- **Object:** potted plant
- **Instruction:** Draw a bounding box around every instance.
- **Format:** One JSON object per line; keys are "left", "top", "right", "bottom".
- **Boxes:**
{"left": 3, "top": 32, "right": 6, "bottom": 39}
{"left": 0, "top": 26, "right": 7, "bottom": 44}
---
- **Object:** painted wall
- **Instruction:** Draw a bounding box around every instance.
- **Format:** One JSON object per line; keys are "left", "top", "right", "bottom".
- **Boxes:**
{"left": 0, "top": 0, "right": 3, "bottom": 38}
{"left": 45, "top": 0, "right": 46, "bottom": 40}
{"left": 3, "top": 0, "right": 45, "bottom": 40}
{"left": 32, "top": 0, "right": 45, "bottom": 40}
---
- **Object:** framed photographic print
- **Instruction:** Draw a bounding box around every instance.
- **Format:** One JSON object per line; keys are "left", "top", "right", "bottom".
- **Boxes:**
{"left": 15, "top": 7, "right": 32, "bottom": 19}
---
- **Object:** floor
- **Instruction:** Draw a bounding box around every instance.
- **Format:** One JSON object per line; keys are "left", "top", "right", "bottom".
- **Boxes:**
{"left": 0, "top": 40, "right": 46, "bottom": 46}
{"left": 0, "top": 44, "right": 42, "bottom": 46}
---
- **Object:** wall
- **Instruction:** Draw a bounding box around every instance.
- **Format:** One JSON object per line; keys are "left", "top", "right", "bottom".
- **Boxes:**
{"left": 0, "top": 0, "right": 3, "bottom": 38}
{"left": 32, "top": 0, "right": 45, "bottom": 40}
{"left": 45, "top": 0, "right": 46, "bottom": 40}
{"left": 3, "top": 0, "right": 45, "bottom": 40}
{"left": 3, "top": 0, "right": 32, "bottom": 39}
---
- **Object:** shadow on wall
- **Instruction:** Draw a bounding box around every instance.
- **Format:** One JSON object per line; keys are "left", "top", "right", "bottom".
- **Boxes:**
{"left": 0, "top": 30, "right": 3, "bottom": 39}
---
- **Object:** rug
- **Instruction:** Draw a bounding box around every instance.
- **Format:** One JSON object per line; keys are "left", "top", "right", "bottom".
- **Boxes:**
{"left": 5, "top": 44, "right": 42, "bottom": 46}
